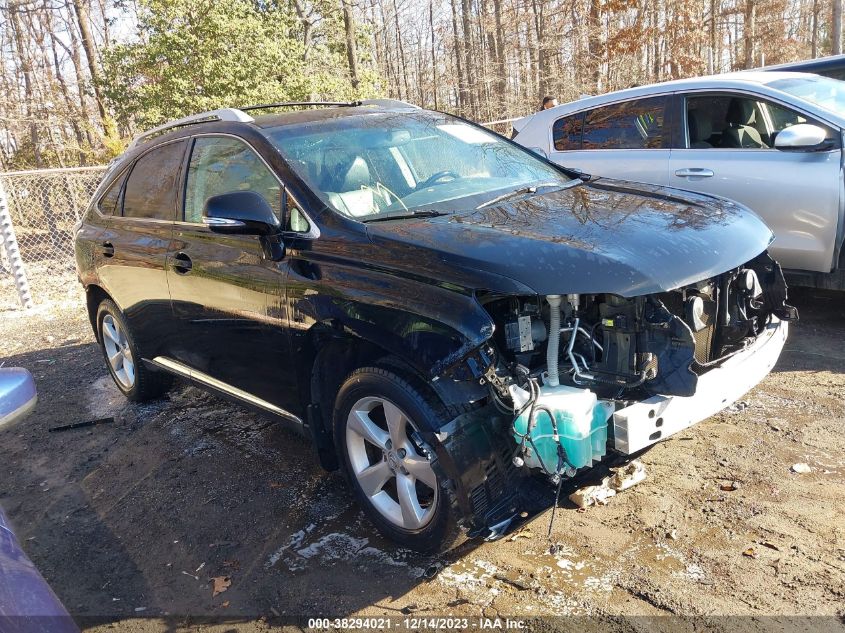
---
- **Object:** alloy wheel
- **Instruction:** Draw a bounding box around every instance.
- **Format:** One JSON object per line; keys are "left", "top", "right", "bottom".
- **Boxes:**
{"left": 101, "top": 314, "right": 135, "bottom": 390}
{"left": 345, "top": 396, "right": 438, "bottom": 530}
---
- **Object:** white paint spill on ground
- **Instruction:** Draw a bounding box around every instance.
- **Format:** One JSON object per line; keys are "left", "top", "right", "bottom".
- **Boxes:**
{"left": 265, "top": 523, "right": 317, "bottom": 569}
{"left": 296, "top": 533, "right": 370, "bottom": 560}
{"left": 673, "top": 562, "right": 706, "bottom": 582}
{"left": 544, "top": 591, "right": 588, "bottom": 616}
{"left": 265, "top": 526, "right": 424, "bottom": 577}
{"left": 437, "top": 559, "right": 498, "bottom": 587}
{"left": 582, "top": 573, "right": 616, "bottom": 592}
{"left": 437, "top": 559, "right": 501, "bottom": 607}
{"left": 638, "top": 539, "right": 711, "bottom": 584}
{"left": 357, "top": 547, "right": 426, "bottom": 577}
{"left": 86, "top": 375, "right": 129, "bottom": 419}
{"left": 555, "top": 557, "right": 586, "bottom": 572}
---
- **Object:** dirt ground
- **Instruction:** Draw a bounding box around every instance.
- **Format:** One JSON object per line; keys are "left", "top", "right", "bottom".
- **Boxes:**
{"left": 1, "top": 280, "right": 844, "bottom": 631}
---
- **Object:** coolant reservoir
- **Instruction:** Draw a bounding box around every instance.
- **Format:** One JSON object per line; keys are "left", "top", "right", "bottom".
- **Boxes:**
{"left": 513, "top": 384, "right": 610, "bottom": 471}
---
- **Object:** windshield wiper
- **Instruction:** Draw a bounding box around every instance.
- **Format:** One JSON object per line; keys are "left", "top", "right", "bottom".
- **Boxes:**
{"left": 476, "top": 181, "right": 562, "bottom": 209}
{"left": 362, "top": 209, "right": 451, "bottom": 223}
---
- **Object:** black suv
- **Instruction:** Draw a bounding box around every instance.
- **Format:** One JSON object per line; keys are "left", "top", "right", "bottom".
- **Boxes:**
{"left": 75, "top": 100, "right": 795, "bottom": 552}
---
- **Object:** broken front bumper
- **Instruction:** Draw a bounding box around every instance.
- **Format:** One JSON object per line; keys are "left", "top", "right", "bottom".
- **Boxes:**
{"left": 613, "top": 317, "right": 788, "bottom": 454}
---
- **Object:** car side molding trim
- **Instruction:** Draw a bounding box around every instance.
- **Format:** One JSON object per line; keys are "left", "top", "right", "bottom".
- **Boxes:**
{"left": 151, "top": 356, "right": 303, "bottom": 425}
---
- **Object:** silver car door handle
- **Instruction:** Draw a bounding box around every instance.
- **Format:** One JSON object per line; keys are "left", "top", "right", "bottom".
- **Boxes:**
{"left": 674, "top": 168, "right": 714, "bottom": 178}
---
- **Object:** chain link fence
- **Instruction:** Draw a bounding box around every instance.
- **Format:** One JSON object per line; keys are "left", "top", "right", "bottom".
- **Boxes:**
{"left": 0, "top": 166, "right": 107, "bottom": 310}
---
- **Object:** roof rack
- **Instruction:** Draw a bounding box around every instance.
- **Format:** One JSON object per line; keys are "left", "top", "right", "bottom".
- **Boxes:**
{"left": 128, "top": 108, "right": 254, "bottom": 148}
{"left": 239, "top": 101, "right": 359, "bottom": 111}
{"left": 237, "top": 99, "right": 421, "bottom": 113}
{"left": 357, "top": 98, "right": 420, "bottom": 109}
{"left": 128, "top": 99, "right": 423, "bottom": 149}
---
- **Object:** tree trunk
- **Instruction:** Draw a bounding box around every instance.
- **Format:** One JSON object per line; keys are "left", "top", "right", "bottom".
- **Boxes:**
{"left": 588, "top": 0, "right": 603, "bottom": 92}
{"left": 491, "top": 0, "right": 506, "bottom": 117}
{"left": 392, "top": 0, "right": 411, "bottom": 102}
{"left": 430, "top": 1, "right": 438, "bottom": 110}
{"left": 292, "top": 0, "right": 314, "bottom": 61}
{"left": 743, "top": 0, "right": 756, "bottom": 68}
{"left": 833, "top": 0, "right": 842, "bottom": 54}
{"left": 709, "top": 0, "right": 717, "bottom": 73}
{"left": 48, "top": 12, "right": 87, "bottom": 164}
{"left": 71, "top": 0, "right": 116, "bottom": 139}
{"left": 531, "top": 0, "right": 548, "bottom": 98}
{"left": 459, "top": 0, "right": 476, "bottom": 118}
{"left": 341, "top": 0, "right": 360, "bottom": 90}
{"left": 9, "top": 1, "right": 42, "bottom": 168}
{"left": 450, "top": 0, "right": 467, "bottom": 112}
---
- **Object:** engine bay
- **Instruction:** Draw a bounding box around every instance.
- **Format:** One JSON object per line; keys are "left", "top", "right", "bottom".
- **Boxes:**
{"left": 474, "top": 252, "right": 797, "bottom": 482}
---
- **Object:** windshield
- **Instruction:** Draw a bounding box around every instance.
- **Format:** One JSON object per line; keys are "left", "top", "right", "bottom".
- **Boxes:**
{"left": 265, "top": 111, "right": 573, "bottom": 219}
{"left": 768, "top": 75, "right": 845, "bottom": 117}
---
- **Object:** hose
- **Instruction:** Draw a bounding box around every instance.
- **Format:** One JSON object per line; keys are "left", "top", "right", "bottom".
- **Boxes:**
{"left": 525, "top": 403, "right": 564, "bottom": 477}
{"left": 546, "top": 295, "right": 562, "bottom": 386}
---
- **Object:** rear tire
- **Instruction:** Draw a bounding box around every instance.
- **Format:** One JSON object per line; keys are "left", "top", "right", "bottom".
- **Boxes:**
{"left": 333, "top": 366, "right": 459, "bottom": 553}
{"left": 96, "top": 299, "right": 171, "bottom": 402}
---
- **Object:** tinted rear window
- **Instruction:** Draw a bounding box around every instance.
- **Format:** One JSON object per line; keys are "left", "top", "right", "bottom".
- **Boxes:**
{"left": 582, "top": 97, "right": 668, "bottom": 150}
{"left": 122, "top": 140, "right": 187, "bottom": 220}
{"left": 552, "top": 113, "right": 584, "bottom": 150}
{"left": 97, "top": 172, "right": 125, "bottom": 216}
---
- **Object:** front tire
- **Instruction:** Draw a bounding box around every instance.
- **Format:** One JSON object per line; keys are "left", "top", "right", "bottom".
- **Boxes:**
{"left": 333, "top": 366, "right": 457, "bottom": 553}
{"left": 96, "top": 299, "right": 171, "bottom": 402}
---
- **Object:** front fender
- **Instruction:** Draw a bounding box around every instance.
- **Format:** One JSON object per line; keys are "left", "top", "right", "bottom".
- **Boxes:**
{"left": 288, "top": 255, "right": 502, "bottom": 384}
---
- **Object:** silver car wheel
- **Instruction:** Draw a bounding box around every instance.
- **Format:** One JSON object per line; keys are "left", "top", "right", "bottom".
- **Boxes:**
{"left": 346, "top": 396, "right": 438, "bottom": 530}
{"left": 102, "top": 314, "right": 135, "bottom": 390}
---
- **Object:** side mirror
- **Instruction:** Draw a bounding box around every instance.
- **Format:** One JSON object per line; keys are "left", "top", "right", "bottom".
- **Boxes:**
{"left": 203, "top": 191, "right": 280, "bottom": 235}
{"left": 528, "top": 146, "right": 548, "bottom": 159}
{"left": 0, "top": 368, "right": 37, "bottom": 430}
{"left": 774, "top": 124, "right": 831, "bottom": 151}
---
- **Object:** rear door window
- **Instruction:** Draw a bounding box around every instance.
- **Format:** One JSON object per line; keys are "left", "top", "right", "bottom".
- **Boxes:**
{"left": 581, "top": 97, "right": 668, "bottom": 149}
{"left": 183, "top": 136, "right": 282, "bottom": 223}
{"left": 122, "top": 140, "right": 188, "bottom": 220}
{"left": 552, "top": 113, "right": 584, "bottom": 150}
{"left": 97, "top": 172, "right": 125, "bottom": 216}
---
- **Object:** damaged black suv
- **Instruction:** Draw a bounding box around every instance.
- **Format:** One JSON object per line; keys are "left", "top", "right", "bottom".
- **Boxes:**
{"left": 75, "top": 100, "right": 796, "bottom": 552}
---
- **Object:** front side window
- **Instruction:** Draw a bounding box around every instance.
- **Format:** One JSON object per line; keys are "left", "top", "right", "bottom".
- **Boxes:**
{"left": 184, "top": 136, "right": 282, "bottom": 224}
{"left": 265, "top": 113, "right": 573, "bottom": 220}
{"left": 552, "top": 113, "right": 584, "bottom": 151}
{"left": 581, "top": 97, "right": 667, "bottom": 150}
{"left": 765, "top": 101, "right": 820, "bottom": 134}
{"left": 122, "top": 140, "right": 187, "bottom": 220}
{"left": 685, "top": 94, "right": 834, "bottom": 149}
{"left": 686, "top": 95, "right": 770, "bottom": 149}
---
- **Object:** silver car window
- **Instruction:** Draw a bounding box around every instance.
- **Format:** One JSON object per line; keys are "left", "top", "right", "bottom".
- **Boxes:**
{"left": 684, "top": 94, "right": 834, "bottom": 149}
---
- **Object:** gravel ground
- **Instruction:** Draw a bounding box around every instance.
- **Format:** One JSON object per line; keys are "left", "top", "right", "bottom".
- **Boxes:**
{"left": 0, "top": 282, "right": 843, "bottom": 631}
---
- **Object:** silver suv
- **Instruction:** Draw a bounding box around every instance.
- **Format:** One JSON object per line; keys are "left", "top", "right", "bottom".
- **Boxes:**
{"left": 513, "top": 71, "right": 845, "bottom": 290}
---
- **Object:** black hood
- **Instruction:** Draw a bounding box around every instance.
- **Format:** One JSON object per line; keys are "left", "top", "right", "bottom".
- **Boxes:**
{"left": 365, "top": 179, "right": 774, "bottom": 297}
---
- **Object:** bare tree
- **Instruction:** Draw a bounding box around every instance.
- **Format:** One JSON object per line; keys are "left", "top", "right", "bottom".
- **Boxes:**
{"left": 1, "top": 0, "right": 839, "bottom": 170}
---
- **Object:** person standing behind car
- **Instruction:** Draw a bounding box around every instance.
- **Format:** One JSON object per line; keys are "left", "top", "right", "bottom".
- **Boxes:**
{"left": 540, "top": 96, "right": 558, "bottom": 111}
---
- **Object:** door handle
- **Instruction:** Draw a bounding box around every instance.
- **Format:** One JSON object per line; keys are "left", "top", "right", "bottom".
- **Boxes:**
{"left": 674, "top": 168, "right": 714, "bottom": 178}
{"left": 172, "top": 252, "right": 193, "bottom": 274}
{"left": 100, "top": 241, "right": 114, "bottom": 258}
